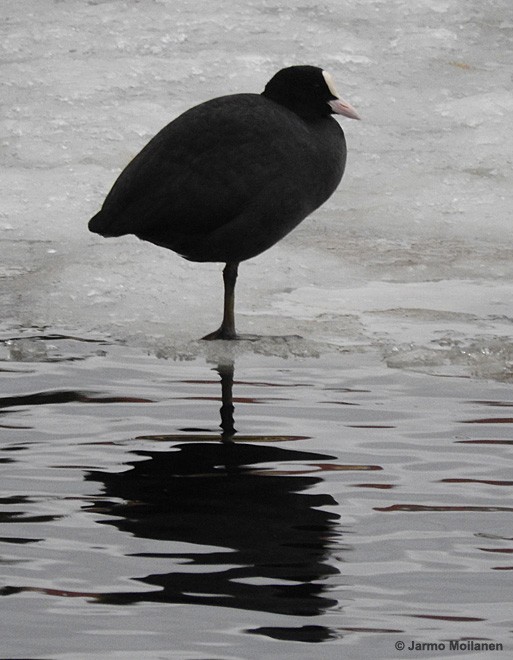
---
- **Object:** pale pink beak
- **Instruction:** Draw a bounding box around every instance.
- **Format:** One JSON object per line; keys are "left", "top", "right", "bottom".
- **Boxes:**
{"left": 328, "top": 97, "right": 360, "bottom": 120}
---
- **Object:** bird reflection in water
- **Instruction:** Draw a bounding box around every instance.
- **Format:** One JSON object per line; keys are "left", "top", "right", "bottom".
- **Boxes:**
{"left": 86, "top": 361, "right": 343, "bottom": 643}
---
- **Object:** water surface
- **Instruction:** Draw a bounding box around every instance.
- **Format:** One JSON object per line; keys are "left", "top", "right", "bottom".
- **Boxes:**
{"left": 1, "top": 336, "right": 511, "bottom": 658}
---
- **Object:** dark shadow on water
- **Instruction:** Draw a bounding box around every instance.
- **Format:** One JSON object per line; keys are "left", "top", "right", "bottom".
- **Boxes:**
{"left": 84, "top": 361, "right": 343, "bottom": 642}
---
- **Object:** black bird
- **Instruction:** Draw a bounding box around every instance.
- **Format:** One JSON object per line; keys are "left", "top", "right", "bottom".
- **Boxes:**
{"left": 88, "top": 65, "right": 359, "bottom": 339}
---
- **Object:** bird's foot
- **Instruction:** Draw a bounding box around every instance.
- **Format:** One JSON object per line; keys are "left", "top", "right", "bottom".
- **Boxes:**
{"left": 201, "top": 326, "right": 238, "bottom": 341}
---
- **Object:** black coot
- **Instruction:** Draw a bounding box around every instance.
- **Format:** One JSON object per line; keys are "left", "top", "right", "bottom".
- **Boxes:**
{"left": 88, "top": 65, "right": 359, "bottom": 339}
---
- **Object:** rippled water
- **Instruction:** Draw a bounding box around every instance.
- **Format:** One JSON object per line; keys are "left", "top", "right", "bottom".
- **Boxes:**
{"left": 1, "top": 334, "right": 511, "bottom": 658}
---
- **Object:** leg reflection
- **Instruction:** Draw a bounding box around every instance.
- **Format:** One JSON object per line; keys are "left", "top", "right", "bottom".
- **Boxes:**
{"left": 218, "top": 361, "right": 236, "bottom": 442}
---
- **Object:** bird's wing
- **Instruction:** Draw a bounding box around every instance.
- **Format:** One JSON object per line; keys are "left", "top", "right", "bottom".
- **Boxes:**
{"left": 96, "top": 94, "right": 312, "bottom": 238}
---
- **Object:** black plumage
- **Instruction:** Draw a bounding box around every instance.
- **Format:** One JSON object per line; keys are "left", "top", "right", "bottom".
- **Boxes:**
{"left": 88, "top": 65, "right": 359, "bottom": 339}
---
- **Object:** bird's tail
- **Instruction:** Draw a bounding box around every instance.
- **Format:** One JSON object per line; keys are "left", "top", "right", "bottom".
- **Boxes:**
{"left": 88, "top": 210, "right": 124, "bottom": 237}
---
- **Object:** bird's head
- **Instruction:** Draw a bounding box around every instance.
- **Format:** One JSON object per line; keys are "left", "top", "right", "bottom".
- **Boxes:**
{"left": 262, "top": 65, "right": 360, "bottom": 121}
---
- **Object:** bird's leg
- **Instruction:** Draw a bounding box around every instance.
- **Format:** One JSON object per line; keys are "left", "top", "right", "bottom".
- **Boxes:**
{"left": 202, "top": 262, "right": 239, "bottom": 340}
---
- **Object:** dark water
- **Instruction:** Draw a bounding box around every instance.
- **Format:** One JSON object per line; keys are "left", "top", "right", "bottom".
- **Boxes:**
{"left": 0, "top": 334, "right": 512, "bottom": 659}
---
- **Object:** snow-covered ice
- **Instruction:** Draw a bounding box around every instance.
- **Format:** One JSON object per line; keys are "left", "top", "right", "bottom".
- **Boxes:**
{"left": 1, "top": 0, "right": 513, "bottom": 375}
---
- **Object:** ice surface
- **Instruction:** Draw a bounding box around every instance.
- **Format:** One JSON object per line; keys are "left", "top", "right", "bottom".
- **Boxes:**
{"left": 1, "top": 0, "right": 513, "bottom": 375}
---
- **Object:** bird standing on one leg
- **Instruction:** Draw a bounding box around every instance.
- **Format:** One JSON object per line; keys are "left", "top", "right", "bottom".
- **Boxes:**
{"left": 88, "top": 65, "right": 360, "bottom": 340}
